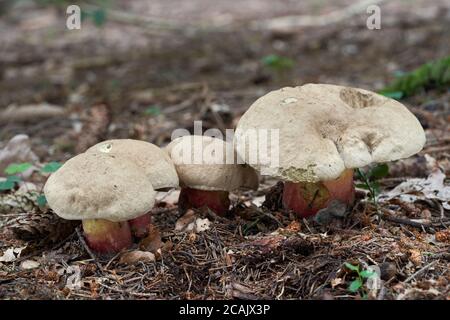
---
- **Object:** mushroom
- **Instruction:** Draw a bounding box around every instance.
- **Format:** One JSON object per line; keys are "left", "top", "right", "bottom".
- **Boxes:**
{"left": 166, "top": 135, "right": 259, "bottom": 216}
{"left": 44, "top": 152, "right": 156, "bottom": 253}
{"left": 234, "top": 84, "right": 426, "bottom": 217}
{"left": 86, "top": 139, "right": 178, "bottom": 237}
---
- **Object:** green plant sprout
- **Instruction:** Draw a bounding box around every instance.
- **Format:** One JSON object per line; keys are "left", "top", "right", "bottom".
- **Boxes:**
{"left": 262, "top": 54, "right": 295, "bottom": 71}
{"left": 380, "top": 55, "right": 450, "bottom": 99}
{"left": 0, "top": 163, "right": 32, "bottom": 191}
{"left": 144, "top": 106, "right": 162, "bottom": 116}
{"left": 1, "top": 161, "right": 62, "bottom": 207}
{"left": 355, "top": 163, "right": 389, "bottom": 208}
{"left": 344, "top": 262, "right": 376, "bottom": 296}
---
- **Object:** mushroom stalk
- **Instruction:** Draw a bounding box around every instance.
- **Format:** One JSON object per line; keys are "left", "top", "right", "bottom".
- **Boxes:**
{"left": 82, "top": 219, "right": 132, "bottom": 254}
{"left": 282, "top": 169, "right": 355, "bottom": 218}
{"left": 178, "top": 187, "right": 230, "bottom": 216}
{"left": 128, "top": 213, "right": 152, "bottom": 238}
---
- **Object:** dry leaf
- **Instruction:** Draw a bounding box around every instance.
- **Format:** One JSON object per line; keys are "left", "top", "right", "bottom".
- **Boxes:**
{"left": 119, "top": 250, "right": 155, "bottom": 265}
{"left": 0, "top": 134, "right": 39, "bottom": 177}
{"left": 380, "top": 168, "right": 450, "bottom": 208}
{"left": 0, "top": 246, "right": 26, "bottom": 262}
{"left": 139, "top": 225, "right": 163, "bottom": 253}
{"left": 20, "top": 259, "right": 40, "bottom": 269}
{"left": 175, "top": 210, "right": 196, "bottom": 231}
{"left": 331, "top": 278, "right": 343, "bottom": 288}
{"left": 175, "top": 210, "right": 211, "bottom": 233}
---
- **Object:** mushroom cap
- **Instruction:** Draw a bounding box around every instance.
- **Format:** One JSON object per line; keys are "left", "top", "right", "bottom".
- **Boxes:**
{"left": 86, "top": 139, "right": 178, "bottom": 190}
{"left": 166, "top": 135, "right": 259, "bottom": 191}
{"left": 44, "top": 152, "right": 156, "bottom": 222}
{"left": 234, "top": 84, "right": 426, "bottom": 183}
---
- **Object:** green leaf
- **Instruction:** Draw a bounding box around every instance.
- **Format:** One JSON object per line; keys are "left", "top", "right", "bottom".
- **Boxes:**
{"left": 355, "top": 183, "right": 370, "bottom": 190}
{"left": 41, "top": 161, "right": 62, "bottom": 173}
{"left": 344, "top": 262, "right": 360, "bottom": 272}
{"left": 0, "top": 180, "right": 15, "bottom": 191}
{"left": 360, "top": 270, "right": 376, "bottom": 279}
{"left": 262, "top": 54, "right": 294, "bottom": 70}
{"left": 7, "top": 175, "right": 22, "bottom": 183}
{"left": 380, "top": 55, "right": 450, "bottom": 97}
{"left": 370, "top": 181, "right": 381, "bottom": 196}
{"left": 379, "top": 91, "right": 403, "bottom": 100}
{"left": 37, "top": 194, "right": 47, "bottom": 207}
{"left": 368, "top": 163, "right": 389, "bottom": 179}
{"left": 92, "top": 8, "right": 107, "bottom": 27}
{"left": 348, "top": 279, "right": 363, "bottom": 293}
{"left": 4, "top": 163, "right": 32, "bottom": 175}
{"left": 144, "top": 106, "right": 161, "bottom": 116}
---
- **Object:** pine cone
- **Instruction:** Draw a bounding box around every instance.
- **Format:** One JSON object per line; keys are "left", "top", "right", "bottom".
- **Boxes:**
{"left": 10, "top": 209, "right": 79, "bottom": 245}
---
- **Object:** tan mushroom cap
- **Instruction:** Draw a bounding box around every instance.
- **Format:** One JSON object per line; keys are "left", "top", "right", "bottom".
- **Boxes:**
{"left": 86, "top": 139, "right": 178, "bottom": 190}
{"left": 235, "top": 84, "right": 426, "bottom": 183}
{"left": 44, "top": 152, "right": 156, "bottom": 222}
{"left": 166, "top": 135, "right": 259, "bottom": 191}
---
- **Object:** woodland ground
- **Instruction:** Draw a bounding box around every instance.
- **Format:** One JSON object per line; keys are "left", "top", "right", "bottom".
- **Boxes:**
{"left": 0, "top": 0, "right": 449, "bottom": 299}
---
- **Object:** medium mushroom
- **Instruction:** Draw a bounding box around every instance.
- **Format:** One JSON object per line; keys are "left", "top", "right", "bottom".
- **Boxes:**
{"left": 234, "top": 84, "right": 426, "bottom": 217}
{"left": 166, "top": 135, "right": 259, "bottom": 216}
{"left": 86, "top": 139, "right": 179, "bottom": 237}
{"left": 44, "top": 152, "right": 156, "bottom": 253}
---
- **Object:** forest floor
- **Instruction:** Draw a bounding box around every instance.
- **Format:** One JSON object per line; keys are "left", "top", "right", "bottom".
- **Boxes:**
{"left": 0, "top": 0, "right": 449, "bottom": 299}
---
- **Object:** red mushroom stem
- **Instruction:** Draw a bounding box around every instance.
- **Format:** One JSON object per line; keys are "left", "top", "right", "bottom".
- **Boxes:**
{"left": 178, "top": 187, "right": 230, "bottom": 216}
{"left": 82, "top": 219, "right": 132, "bottom": 254}
{"left": 128, "top": 213, "right": 152, "bottom": 238}
{"left": 282, "top": 169, "right": 355, "bottom": 218}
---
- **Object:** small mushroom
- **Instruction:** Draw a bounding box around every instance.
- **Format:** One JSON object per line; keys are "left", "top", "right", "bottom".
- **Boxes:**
{"left": 86, "top": 139, "right": 179, "bottom": 237}
{"left": 44, "top": 152, "right": 156, "bottom": 253}
{"left": 166, "top": 135, "right": 259, "bottom": 216}
{"left": 235, "top": 84, "right": 425, "bottom": 217}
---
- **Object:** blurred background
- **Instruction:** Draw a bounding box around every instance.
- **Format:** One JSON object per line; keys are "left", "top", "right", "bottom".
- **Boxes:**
{"left": 0, "top": 0, "right": 449, "bottom": 163}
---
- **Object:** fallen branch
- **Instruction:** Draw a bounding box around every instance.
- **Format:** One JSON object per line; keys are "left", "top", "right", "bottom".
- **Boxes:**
{"left": 250, "top": 0, "right": 386, "bottom": 32}
{"left": 404, "top": 260, "right": 438, "bottom": 283}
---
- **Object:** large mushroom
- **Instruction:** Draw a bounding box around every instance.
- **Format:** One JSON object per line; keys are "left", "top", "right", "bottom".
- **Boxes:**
{"left": 44, "top": 152, "right": 156, "bottom": 253}
{"left": 86, "top": 139, "right": 178, "bottom": 237}
{"left": 166, "top": 135, "right": 259, "bottom": 216}
{"left": 234, "top": 84, "right": 426, "bottom": 217}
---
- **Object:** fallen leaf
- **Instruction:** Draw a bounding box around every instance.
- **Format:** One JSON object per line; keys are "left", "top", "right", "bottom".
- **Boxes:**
{"left": 20, "top": 260, "right": 40, "bottom": 269}
{"left": 175, "top": 210, "right": 196, "bottom": 231}
{"left": 119, "top": 250, "right": 156, "bottom": 265}
{"left": 0, "top": 135, "right": 39, "bottom": 178}
{"left": 380, "top": 168, "right": 450, "bottom": 208}
{"left": 331, "top": 278, "right": 343, "bottom": 288}
{"left": 65, "top": 265, "right": 82, "bottom": 290}
{"left": 0, "top": 246, "right": 26, "bottom": 262}
{"left": 175, "top": 210, "right": 211, "bottom": 233}
{"left": 139, "top": 225, "right": 163, "bottom": 253}
{"left": 195, "top": 218, "right": 211, "bottom": 232}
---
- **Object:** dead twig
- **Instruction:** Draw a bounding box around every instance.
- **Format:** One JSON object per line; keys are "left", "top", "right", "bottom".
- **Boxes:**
{"left": 404, "top": 260, "right": 438, "bottom": 283}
